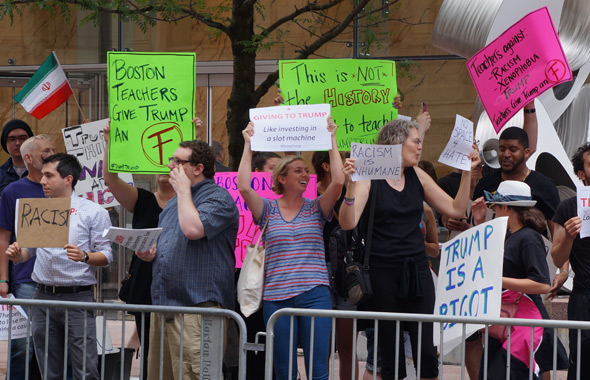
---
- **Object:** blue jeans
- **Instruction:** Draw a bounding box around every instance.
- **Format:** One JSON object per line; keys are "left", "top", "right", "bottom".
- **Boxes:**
{"left": 263, "top": 285, "right": 332, "bottom": 380}
{"left": 365, "top": 328, "right": 382, "bottom": 372}
{"left": 9, "top": 282, "right": 40, "bottom": 380}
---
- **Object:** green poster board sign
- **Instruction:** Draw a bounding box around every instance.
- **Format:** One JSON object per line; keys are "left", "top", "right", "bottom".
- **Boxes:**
{"left": 107, "top": 52, "right": 196, "bottom": 173}
{"left": 279, "top": 59, "right": 397, "bottom": 150}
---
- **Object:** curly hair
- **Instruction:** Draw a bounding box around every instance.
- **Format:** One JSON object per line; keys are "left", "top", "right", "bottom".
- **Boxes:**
{"left": 179, "top": 140, "right": 216, "bottom": 179}
{"left": 376, "top": 119, "right": 418, "bottom": 145}
{"left": 571, "top": 143, "right": 590, "bottom": 176}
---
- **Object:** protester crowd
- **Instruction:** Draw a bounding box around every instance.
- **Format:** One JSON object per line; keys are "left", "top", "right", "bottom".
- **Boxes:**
{"left": 0, "top": 93, "right": 587, "bottom": 380}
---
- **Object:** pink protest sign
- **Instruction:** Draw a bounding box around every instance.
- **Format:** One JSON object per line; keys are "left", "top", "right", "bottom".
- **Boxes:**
{"left": 467, "top": 7, "right": 572, "bottom": 133}
{"left": 215, "top": 172, "right": 317, "bottom": 268}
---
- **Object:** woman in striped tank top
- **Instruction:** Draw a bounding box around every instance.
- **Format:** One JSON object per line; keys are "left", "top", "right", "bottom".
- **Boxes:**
{"left": 237, "top": 117, "right": 344, "bottom": 380}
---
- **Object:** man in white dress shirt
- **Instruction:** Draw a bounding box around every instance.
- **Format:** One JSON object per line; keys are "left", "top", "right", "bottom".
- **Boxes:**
{"left": 6, "top": 153, "right": 112, "bottom": 380}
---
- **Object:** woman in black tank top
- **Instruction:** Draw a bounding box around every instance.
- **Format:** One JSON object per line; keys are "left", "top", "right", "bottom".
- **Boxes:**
{"left": 339, "top": 119, "right": 480, "bottom": 380}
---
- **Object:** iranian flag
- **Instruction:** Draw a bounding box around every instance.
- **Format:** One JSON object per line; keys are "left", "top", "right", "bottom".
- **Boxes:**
{"left": 14, "top": 51, "right": 73, "bottom": 119}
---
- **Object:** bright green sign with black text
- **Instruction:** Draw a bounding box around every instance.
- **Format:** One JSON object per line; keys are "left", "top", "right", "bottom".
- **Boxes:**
{"left": 107, "top": 52, "right": 196, "bottom": 173}
{"left": 279, "top": 59, "right": 397, "bottom": 150}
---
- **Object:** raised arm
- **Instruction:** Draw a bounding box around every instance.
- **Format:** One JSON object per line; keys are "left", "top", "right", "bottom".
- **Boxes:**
{"left": 416, "top": 110, "right": 431, "bottom": 143}
{"left": 319, "top": 117, "right": 344, "bottom": 218}
{"left": 523, "top": 101, "right": 537, "bottom": 156}
{"left": 169, "top": 164, "right": 206, "bottom": 239}
{"left": 421, "top": 145, "right": 481, "bottom": 219}
{"left": 102, "top": 122, "right": 138, "bottom": 213}
{"left": 237, "top": 122, "right": 264, "bottom": 221}
{"left": 338, "top": 158, "right": 371, "bottom": 231}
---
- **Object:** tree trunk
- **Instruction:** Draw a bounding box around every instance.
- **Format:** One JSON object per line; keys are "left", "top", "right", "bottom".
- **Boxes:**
{"left": 226, "top": 1, "right": 257, "bottom": 170}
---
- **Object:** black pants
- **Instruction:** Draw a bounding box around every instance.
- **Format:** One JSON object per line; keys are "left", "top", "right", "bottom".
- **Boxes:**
{"left": 568, "top": 288, "right": 590, "bottom": 380}
{"left": 365, "top": 264, "right": 438, "bottom": 379}
{"left": 131, "top": 312, "right": 151, "bottom": 380}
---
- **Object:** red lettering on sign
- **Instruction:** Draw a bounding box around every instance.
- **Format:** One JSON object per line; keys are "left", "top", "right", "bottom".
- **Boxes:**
{"left": 545, "top": 60, "right": 567, "bottom": 83}
{"left": 141, "top": 122, "right": 184, "bottom": 167}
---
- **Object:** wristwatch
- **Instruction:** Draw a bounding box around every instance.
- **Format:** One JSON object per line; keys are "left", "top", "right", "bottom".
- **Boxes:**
{"left": 83, "top": 251, "right": 90, "bottom": 263}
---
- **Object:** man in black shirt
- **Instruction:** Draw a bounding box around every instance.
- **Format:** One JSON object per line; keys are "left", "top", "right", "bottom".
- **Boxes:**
{"left": 472, "top": 126, "right": 560, "bottom": 225}
{"left": 551, "top": 143, "right": 590, "bottom": 380}
{"left": 467, "top": 126, "right": 564, "bottom": 380}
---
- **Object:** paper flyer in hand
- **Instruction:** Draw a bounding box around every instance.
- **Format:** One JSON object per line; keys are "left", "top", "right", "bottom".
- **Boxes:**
{"left": 102, "top": 227, "right": 163, "bottom": 252}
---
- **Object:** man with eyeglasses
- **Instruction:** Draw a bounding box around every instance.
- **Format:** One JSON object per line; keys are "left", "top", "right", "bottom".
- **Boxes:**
{"left": 0, "top": 119, "right": 34, "bottom": 197}
{"left": 137, "top": 140, "right": 239, "bottom": 380}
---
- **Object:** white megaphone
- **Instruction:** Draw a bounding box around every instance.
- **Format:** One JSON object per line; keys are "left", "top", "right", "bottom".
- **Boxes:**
{"left": 480, "top": 138, "right": 500, "bottom": 169}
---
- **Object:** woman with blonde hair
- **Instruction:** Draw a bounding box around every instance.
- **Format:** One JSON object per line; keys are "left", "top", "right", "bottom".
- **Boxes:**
{"left": 237, "top": 117, "right": 343, "bottom": 380}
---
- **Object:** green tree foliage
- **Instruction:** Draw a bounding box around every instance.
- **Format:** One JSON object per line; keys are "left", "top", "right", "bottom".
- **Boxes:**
{"left": 0, "top": 0, "right": 401, "bottom": 168}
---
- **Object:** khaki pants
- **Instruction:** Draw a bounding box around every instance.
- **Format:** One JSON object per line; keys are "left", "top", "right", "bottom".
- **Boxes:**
{"left": 147, "top": 303, "right": 224, "bottom": 380}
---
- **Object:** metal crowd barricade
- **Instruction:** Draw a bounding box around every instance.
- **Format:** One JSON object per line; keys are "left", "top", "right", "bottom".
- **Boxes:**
{"left": 265, "top": 308, "right": 590, "bottom": 380}
{"left": 0, "top": 298, "right": 247, "bottom": 380}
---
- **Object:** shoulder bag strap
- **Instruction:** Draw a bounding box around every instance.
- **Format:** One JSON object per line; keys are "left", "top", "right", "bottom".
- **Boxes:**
{"left": 362, "top": 181, "right": 378, "bottom": 269}
{"left": 251, "top": 220, "right": 269, "bottom": 248}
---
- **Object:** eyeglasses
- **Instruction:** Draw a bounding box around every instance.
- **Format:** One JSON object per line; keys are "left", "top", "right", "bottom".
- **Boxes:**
{"left": 168, "top": 157, "right": 192, "bottom": 165}
{"left": 6, "top": 135, "right": 29, "bottom": 144}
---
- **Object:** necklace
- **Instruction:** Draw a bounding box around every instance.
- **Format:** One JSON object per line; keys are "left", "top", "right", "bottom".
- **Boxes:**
{"left": 502, "top": 168, "right": 530, "bottom": 182}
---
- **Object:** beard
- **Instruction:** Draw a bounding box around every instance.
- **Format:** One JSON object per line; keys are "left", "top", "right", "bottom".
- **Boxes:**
{"left": 500, "top": 156, "right": 525, "bottom": 174}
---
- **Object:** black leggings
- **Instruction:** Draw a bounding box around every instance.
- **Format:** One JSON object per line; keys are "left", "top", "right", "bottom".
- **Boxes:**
{"left": 365, "top": 264, "right": 438, "bottom": 379}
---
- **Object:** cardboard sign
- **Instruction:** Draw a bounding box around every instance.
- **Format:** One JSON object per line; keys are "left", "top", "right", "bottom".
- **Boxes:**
{"left": 107, "top": 52, "right": 196, "bottom": 173}
{"left": 279, "top": 59, "right": 397, "bottom": 150}
{"left": 467, "top": 7, "right": 572, "bottom": 133}
{"left": 434, "top": 217, "right": 507, "bottom": 353}
{"left": 214, "top": 172, "right": 317, "bottom": 268}
{"left": 62, "top": 119, "right": 134, "bottom": 208}
{"left": 0, "top": 295, "right": 29, "bottom": 340}
{"left": 350, "top": 142, "right": 402, "bottom": 181}
{"left": 438, "top": 115, "right": 474, "bottom": 171}
{"left": 577, "top": 186, "right": 590, "bottom": 238}
{"left": 249, "top": 104, "right": 332, "bottom": 151}
{"left": 16, "top": 198, "right": 71, "bottom": 248}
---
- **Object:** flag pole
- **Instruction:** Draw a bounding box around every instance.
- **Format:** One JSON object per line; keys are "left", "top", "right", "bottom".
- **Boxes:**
{"left": 69, "top": 90, "right": 87, "bottom": 122}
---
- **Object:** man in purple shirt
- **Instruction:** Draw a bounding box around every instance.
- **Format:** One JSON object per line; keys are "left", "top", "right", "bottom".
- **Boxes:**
{"left": 0, "top": 135, "right": 55, "bottom": 380}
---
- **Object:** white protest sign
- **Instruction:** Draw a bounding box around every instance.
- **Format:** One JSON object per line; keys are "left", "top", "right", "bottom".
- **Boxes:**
{"left": 103, "top": 227, "right": 163, "bottom": 252}
{"left": 433, "top": 217, "right": 507, "bottom": 353}
{"left": 249, "top": 104, "right": 331, "bottom": 152}
{"left": 438, "top": 115, "right": 474, "bottom": 171}
{"left": 350, "top": 142, "right": 402, "bottom": 182}
{"left": 62, "top": 119, "right": 134, "bottom": 208}
{"left": 577, "top": 186, "right": 590, "bottom": 238}
{"left": 0, "top": 294, "right": 30, "bottom": 340}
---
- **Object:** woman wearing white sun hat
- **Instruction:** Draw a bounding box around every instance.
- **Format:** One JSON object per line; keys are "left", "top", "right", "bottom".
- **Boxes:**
{"left": 473, "top": 180, "right": 567, "bottom": 380}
